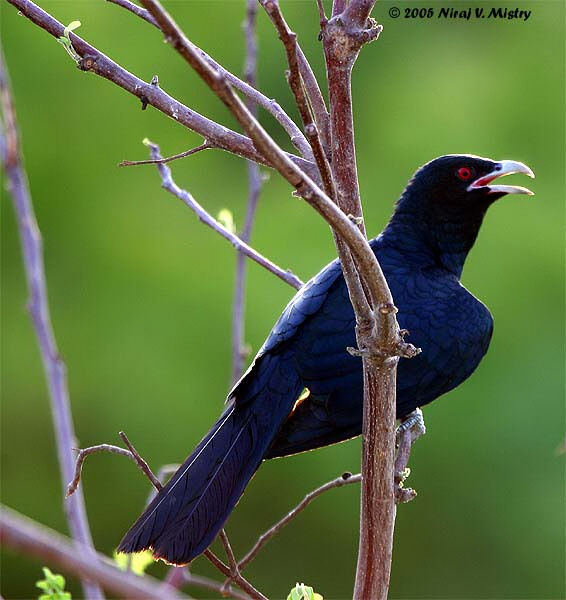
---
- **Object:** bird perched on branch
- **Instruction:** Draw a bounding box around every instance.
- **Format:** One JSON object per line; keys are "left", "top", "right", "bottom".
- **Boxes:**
{"left": 118, "top": 154, "right": 534, "bottom": 565}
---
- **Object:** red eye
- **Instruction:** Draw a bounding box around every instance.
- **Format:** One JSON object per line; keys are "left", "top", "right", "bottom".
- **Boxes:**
{"left": 457, "top": 167, "right": 473, "bottom": 181}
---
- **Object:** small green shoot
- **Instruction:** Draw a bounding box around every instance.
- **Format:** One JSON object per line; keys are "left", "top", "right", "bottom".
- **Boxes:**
{"left": 57, "top": 21, "right": 81, "bottom": 63}
{"left": 287, "top": 582, "right": 323, "bottom": 600}
{"left": 113, "top": 549, "right": 154, "bottom": 575}
{"left": 218, "top": 208, "right": 236, "bottom": 233}
{"left": 35, "top": 567, "right": 71, "bottom": 600}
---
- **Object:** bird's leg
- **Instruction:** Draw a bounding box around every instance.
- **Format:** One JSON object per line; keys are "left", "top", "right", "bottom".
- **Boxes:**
{"left": 394, "top": 408, "right": 426, "bottom": 503}
{"left": 396, "top": 407, "right": 426, "bottom": 443}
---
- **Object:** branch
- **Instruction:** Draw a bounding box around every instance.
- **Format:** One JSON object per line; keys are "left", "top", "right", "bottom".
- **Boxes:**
{"left": 258, "top": 0, "right": 332, "bottom": 155}
{"left": 0, "top": 48, "right": 104, "bottom": 600}
{"left": 235, "top": 425, "right": 424, "bottom": 574}
{"left": 342, "top": 0, "right": 378, "bottom": 29}
{"left": 66, "top": 444, "right": 138, "bottom": 498}
{"left": 162, "top": 564, "right": 250, "bottom": 600}
{"left": 238, "top": 472, "right": 361, "bottom": 571}
{"left": 5, "top": 0, "right": 319, "bottom": 179}
{"left": 232, "top": 0, "right": 264, "bottom": 384}
{"left": 296, "top": 46, "right": 331, "bottom": 156}
{"left": 138, "top": 0, "right": 397, "bottom": 318}
{"left": 106, "top": 0, "right": 313, "bottom": 159}
{"left": 118, "top": 431, "right": 163, "bottom": 491}
{"left": 144, "top": 140, "right": 303, "bottom": 290}
{"left": 259, "top": 0, "right": 334, "bottom": 199}
{"left": 66, "top": 431, "right": 163, "bottom": 498}
{"left": 107, "top": 0, "right": 158, "bottom": 27}
{"left": 0, "top": 506, "right": 187, "bottom": 599}
{"left": 183, "top": 570, "right": 249, "bottom": 600}
{"left": 119, "top": 140, "right": 212, "bottom": 167}
{"left": 204, "top": 550, "right": 268, "bottom": 600}
{"left": 320, "top": 5, "right": 406, "bottom": 599}
{"left": 219, "top": 528, "right": 242, "bottom": 593}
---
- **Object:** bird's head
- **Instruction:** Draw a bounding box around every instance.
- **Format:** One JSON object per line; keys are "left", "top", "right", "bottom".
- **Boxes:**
{"left": 387, "top": 154, "right": 535, "bottom": 275}
{"left": 400, "top": 154, "right": 534, "bottom": 214}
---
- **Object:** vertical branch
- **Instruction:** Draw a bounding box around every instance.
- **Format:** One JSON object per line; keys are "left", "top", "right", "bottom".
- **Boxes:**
{"left": 232, "top": 0, "right": 263, "bottom": 384}
{"left": 0, "top": 51, "right": 104, "bottom": 599}
{"left": 321, "top": 5, "right": 398, "bottom": 600}
{"left": 295, "top": 47, "right": 331, "bottom": 154}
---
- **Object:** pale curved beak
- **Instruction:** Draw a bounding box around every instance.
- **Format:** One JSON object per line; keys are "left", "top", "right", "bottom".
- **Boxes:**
{"left": 467, "top": 160, "right": 535, "bottom": 195}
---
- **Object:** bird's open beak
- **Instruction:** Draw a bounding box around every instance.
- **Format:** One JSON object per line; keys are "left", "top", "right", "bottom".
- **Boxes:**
{"left": 467, "top": 160, "right": 535, "bottom": 195}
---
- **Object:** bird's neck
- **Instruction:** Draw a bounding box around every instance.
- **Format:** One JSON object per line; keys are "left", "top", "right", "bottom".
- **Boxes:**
{"left": 381, "top": 199, "right": 487, "bottom": 278}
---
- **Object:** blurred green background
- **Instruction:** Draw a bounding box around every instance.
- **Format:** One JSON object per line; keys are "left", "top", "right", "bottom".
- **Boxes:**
{"left": 1, "top": 1, "right": 564, "bottom": 598}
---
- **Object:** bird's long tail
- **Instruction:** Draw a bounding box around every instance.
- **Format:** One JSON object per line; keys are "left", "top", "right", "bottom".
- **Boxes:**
{"left": 117, "top": 352, "right": 301, "bottom": 565}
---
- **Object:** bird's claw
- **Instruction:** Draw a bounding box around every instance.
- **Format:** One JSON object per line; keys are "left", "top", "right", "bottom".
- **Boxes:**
{"left": 396, "top": 407, "right": 426, "bottom": 443}
{"left": 394, "top": 409, "right": 425, "bottom": 504}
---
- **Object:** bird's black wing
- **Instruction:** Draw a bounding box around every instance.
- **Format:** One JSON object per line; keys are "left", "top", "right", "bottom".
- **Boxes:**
{"left": 228, "top": 256, "right": 344, "bottom": 404}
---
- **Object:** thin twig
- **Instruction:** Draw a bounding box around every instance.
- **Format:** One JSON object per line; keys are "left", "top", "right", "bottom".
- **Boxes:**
{"left": 66, "top": 444, "right": 139, "bottom": 497}
{"left": 232, "top": 0, "right": 263, "bottom": 384}
{"left": 219, "top": 528, "right": 240, "bottom": 589}
{"left": 107, "top": 0, "right": 158, "bottom": 26}
{"left": 107, "top": 0, "right": 313, "bottom": 159}
{"left": 118, "top": 431, "right": 163, "bottom": 491}
{"left": 187, "top": 572, "right": 249, "bottom": 600}
{"left": 204, "top": 550, "right": 267, "bottom": 600}
{"left": 259, "top": 0, "right": 334, "bottom": 200}
{"left": 0, "top": 49, "right": 104, "bottom": 600}
{"left": 231, "top": 160, "right": 262, "bottom": 383}
{"left": 256, "top": 0, "right": 331, "bottom": 156}
{"left": 238, "top": 472, "right": 361, "bottom": 571}
{"left": 146, "top": 463, "right": 179, "bottom": 503}
{"left": 296, "top": 47, "right": 331, "bottom": 155}
{"left": 0, "top": 506, "right": 186, "bottom": 599}
{"left": 119, "top": 141, "right": 211, "bottom": 167}
{"left": 145, "top": 140, "right": 303, "bottom": 290}
{"left": 6, "top": 0, "right": 319, "bottom": 180}
{"left": 316, "top": 0, "right": 328, "bottom": 21}
{"left": 219, "top": 528, "right": 243, "bottom": 596}
{"left": 66, "top": 433, "right": 163, "bottom": 498}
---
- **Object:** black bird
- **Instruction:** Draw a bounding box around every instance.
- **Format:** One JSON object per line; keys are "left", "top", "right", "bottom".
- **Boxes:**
{"left": 118, "top": 154, "right": 534, "bottom": 565}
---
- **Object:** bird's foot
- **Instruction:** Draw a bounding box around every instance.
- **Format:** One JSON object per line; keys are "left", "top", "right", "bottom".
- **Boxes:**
{"left": 396, "top": 407, "right": 426, "bottom": 443}
{"left": 394, "top": 409, "right": 426, "bottom": 503}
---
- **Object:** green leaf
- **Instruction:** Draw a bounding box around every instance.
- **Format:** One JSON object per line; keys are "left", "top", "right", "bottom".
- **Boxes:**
{"left": 217, "top": 208, "right": 236, "bottom": 233}
{"left": 36, "top": 567, "right": 72, "bottom": 599}
{"left": 287, "top": 583, "right": 323, "bottom": 600}
{"left": 57, "top": 20, "right": 81, "bottom": 63}
{"left": 113, "top": 549, "right": 154, "bottom": 575}
{"left": 53, "top": 574, "right": 65, "bottom": 590}
{"left": 63, "top": 20, "right": 81, "bottom": 37}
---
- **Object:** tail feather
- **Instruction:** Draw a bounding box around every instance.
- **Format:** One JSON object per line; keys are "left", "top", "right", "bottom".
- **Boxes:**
{"left": 118, "top": 353, "right": 301, "bottom": 565}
